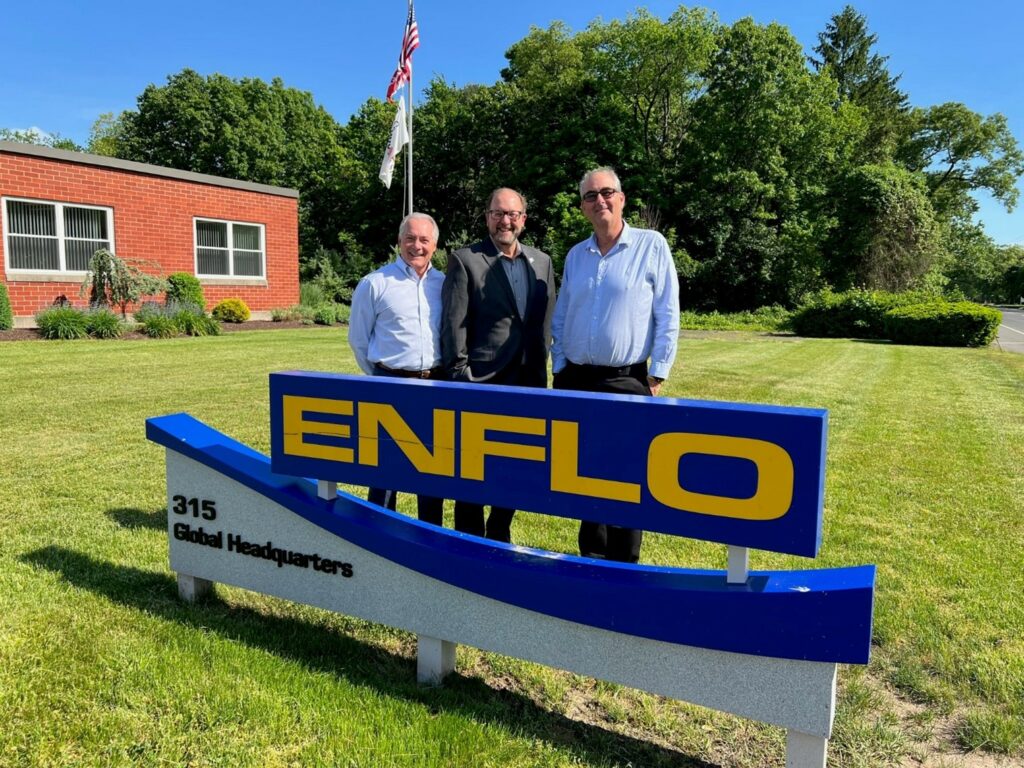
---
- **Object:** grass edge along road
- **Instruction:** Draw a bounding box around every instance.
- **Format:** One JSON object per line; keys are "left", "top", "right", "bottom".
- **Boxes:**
{"left": 1, "top": 327, "right": 1021, "bottom": 767}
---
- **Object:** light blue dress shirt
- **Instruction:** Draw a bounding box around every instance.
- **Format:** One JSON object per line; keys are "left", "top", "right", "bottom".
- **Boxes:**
{"left": 551, "top": 223, "right": 680, "bottom": 380}
{"left": 349, "top": 258, "right": 444, "bottom": 375}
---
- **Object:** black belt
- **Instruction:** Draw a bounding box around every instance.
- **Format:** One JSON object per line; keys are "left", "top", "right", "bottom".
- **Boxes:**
{"left": 566, "top": 360, "right": 647, "bottom": 379}
{"left": 374, "top": 362, "right": 443, "bottom": 379}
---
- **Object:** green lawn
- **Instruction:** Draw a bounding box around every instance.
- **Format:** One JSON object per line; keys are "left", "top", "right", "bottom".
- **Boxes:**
{"left": 1, "top": 327, "right": 1021, "bottom": 767}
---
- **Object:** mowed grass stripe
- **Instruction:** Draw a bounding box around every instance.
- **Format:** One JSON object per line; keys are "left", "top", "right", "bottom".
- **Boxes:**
{"left": 1, "top": 328, "right": 1021, "bottom": 765}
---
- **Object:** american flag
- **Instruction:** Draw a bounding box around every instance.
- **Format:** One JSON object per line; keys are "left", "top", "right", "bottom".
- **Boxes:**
{"left": 385, "top": 2, "right": 420, "bottom": 103}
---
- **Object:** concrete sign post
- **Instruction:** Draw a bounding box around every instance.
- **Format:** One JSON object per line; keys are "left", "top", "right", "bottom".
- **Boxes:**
{"left": 148, "top": 372, "right": 875, "bottom": 768}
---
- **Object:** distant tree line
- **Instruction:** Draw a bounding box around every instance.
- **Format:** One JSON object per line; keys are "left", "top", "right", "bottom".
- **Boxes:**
{"left": 6, "top": 5, "right": 1023, "bottom": 307}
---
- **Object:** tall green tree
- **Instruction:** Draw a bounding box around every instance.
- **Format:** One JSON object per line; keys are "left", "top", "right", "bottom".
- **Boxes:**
{"left": 86, "top": 113, "right": 123, "bottom": 157}
{"left": 0, "top": 127, "right": 82, "bottom": 151}
{"left": 681, "top": 19, "right": 854, "bottom": 308}
{"left": 827, "top": 164, "right": 939, "bottom": 291}
{"left": 899, "top": 102, "right": 1024, "bottom": 219}
{"left": 500, "top": 21, "right": 636, "bottom": 242}
{"left": 114, "top": 69, "right": 357, "bottom": 260}
{"left": 810, "top": 5, "right": 908, "bottom": 162}
{"left": 412, "top": 79, "right": 509, "bottom": 239}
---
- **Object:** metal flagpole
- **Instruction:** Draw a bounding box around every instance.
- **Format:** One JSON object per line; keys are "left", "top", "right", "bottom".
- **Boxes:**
{"left": 407, "top": 43, "right": 414, "bottom": 214}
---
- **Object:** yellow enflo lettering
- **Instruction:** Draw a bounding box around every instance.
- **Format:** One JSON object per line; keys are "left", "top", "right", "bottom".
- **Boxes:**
{"left": 281, "top": 395, "right": 354, "bottom": 463}
{"left": 460, "top": 412, "right": 546, "bottom": 481}
{"left": 550, "top": 420, "right": 641, "bottom": 503}
{"left": 357, "top": 402, "right": 456, "bottom": 476}
{"left": 647, "top": 433, "right": 794, "bottom": 520}
{"left": 279, "top": 392, "right": 800, "bottom": 524}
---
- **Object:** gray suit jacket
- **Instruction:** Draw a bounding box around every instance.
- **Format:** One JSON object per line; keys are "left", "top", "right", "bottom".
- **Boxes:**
{"left": 441, "top": 238, "right": 555, "bottom": 386}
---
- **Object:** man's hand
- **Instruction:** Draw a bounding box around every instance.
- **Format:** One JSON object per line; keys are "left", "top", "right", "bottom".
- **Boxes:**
{"left": 647, "top": 376, "right": 663, "bottom": 396}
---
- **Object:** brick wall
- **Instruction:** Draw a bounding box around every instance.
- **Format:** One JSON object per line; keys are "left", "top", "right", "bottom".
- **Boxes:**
{"left": 1, "top": 151, "right": 299, "bottom": 318}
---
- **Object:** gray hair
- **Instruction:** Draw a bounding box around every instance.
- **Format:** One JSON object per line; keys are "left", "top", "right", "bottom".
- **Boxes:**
{"left": 579, "top": 167, "right": 622, "bottom": 198}
{"left": 398, "top": 212, "right": 440, "bottom": 243}
{"left": 486, "top": 187, "right": 528, "bottom": 214}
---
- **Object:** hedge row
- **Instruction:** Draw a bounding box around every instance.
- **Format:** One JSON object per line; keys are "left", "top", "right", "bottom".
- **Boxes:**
{"left": 791, "top": 289, "right": 1000, "bottom": 347}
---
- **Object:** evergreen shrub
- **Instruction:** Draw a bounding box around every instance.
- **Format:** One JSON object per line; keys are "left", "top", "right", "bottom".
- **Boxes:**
{"left": 0, "top": 283, "right": 13, "bottom": 330}
{"left": 212, "top": 298, "right": 250, "bottom": 323}
{"left": 884, "top": 301, "right": 1001, "bottom": 347}
{"left": 35, "top": 307, "right": 89, "bottom": 340}
{"left": 165, "top": 273, "right": 206, "bottom": 311}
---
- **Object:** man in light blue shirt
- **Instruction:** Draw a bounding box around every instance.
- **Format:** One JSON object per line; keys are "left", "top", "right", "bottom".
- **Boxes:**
{"left": 349, "top": 212, "right": 445, "bottom": 525}
{"left": 551, "top": 167, "right": 680, "bottom": 563}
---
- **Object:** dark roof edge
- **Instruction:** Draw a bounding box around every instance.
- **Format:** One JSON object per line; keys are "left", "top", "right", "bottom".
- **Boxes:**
{"left": 0, "top": 141, "right": 300, "bottom": 199}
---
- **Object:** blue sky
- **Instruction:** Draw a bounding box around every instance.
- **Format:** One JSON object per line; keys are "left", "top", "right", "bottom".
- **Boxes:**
{"left": 4, "top": 0, "right": 1022, "bottom": 244}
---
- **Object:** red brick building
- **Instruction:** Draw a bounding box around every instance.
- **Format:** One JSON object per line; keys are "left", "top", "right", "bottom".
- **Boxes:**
{"left": 1, "top": 141, "right": 299, "bottom": 325}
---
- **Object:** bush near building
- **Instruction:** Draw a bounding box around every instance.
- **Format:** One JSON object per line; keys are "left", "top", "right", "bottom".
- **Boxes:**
{"left": 212, "top": 298, "right": 251, "bottom": 323}
{"left": 0, "top": 284, "right": 13, "bottom": 330}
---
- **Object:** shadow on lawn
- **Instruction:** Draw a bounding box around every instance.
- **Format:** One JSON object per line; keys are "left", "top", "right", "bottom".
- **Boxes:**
{"left": 106, "top": 506, "right": 167, "bottom": 531}
{"left": 23, "top": 545, "right": 717, "bottom": 768}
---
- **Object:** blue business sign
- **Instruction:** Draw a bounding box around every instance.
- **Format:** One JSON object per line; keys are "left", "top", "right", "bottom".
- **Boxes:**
{"left": 269, "top": 371, "right": 828, "bottom": 558}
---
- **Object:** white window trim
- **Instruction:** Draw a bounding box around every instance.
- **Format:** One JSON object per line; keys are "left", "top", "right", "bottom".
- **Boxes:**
{"left": 2, "top": 196, "right": 115, "bottom": 275}
{"left": 193, "top": 217, "right": 266, "bottom": 279}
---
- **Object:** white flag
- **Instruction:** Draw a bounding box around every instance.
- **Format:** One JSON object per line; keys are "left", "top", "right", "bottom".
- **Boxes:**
{"left": 379, "top": 97, "right": 409, "bottom": 189}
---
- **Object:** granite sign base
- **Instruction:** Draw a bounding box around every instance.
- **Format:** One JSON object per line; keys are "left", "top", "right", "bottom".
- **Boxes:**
{"left": 162, "top": 448, "right": 837, "bottom": 767}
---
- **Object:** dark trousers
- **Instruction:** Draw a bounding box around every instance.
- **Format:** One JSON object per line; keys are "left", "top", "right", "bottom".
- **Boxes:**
{"left": 453, "top": 501, "right": 514, "bottom": 542}
{"left": 368, "top": 487, "right": 443, "bottom": 526}
{"left": 451, "top": 359, "right": 534, "bottom": 544}
{"left": 367, "top": 363, "right": 444, "bottom": 526}
{"left": 553, "top": 360, "right": 651, "bottom": 563}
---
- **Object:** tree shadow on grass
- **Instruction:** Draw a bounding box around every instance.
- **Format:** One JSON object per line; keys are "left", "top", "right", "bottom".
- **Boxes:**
{"left": 107, "top": 506, "right": 166, "bottom": 531}
{"left": 23, "top": 545, "right": 718, "bottom": 768}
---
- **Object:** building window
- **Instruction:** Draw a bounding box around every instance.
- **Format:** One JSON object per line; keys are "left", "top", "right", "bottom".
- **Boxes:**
{"left": 195, "top": 218, "right": 265, "bottom": 278}
{"left": 3, "top": 198, "right": 113, "bottom": 273}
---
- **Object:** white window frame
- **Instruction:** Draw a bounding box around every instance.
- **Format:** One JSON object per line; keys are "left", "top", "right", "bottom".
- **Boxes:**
{"left": 193, "top": 217, "right": 266, "bottom": 279}
{"left": 2, "top": 196, "right": 115, "bottom": 275}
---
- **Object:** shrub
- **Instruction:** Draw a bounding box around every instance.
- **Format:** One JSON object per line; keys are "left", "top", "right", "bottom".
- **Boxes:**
{"left": 0, "top": 283, "right": 13, "bottom": 330}
{"left": 334, "top": 303, "right": 351, "bottom": 325}
{"left": 313, "top": 304, "right": 336, "bottom": 325}
{"left": 271, "top": 305, "right": 316, "bottom": 323}
{"left": 790, "top": 288, "right": 938, "bottom": 339}
{"left": 80, "top": 249, "right": 165, "bottom": 317}
{"left": 299, "top": 281, "right": 326, "bottom": 307}
{"left": 85, "top": 308, "right": 126, "bottom": 339}
{"left": 212, "top": 298, "right": 250, "bottom": 323}
{"left": 35, "top": 307, "right": 88, "bottom": 340}
{"left": 172, "top": 308, "right": 221, "bottom": 337}
{"left": 885, "top": 301, "right": 1001, "bottom": 347}
{"left": 133, "top": 300, "right": 164, "bottom": 324}
{"left": 301, "top": 243, "right": 373, "bottom": 305}
{"left": 680, "top": 305, "right": 791, "bottom": 332}
{"left": 166, "top": 273, "right": 206, "bottom": 311}
{"left": 141, "top": 315, "right": 179, "bottom": 338}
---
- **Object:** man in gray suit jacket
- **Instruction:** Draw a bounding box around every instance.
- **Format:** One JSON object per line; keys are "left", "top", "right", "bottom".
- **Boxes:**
{"left": 441, "top": 187, "right": 556, "bottom": 542}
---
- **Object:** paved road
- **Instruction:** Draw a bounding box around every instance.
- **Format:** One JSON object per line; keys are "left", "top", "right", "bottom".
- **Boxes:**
{"left": 996, "top": 307, "right": 1024, "bottom": 354}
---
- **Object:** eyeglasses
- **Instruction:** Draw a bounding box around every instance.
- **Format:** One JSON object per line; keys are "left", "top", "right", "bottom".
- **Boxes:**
{"left": 487, "top": 210, "right": 524, "bottom": 222}
{"left": 582, "top": 187, "right": 619, "bottom": 203}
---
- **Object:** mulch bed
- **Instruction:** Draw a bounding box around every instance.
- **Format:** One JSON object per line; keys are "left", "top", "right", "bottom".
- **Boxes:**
{"left": 0, "top": 320, "right": 316, "bottom": 342}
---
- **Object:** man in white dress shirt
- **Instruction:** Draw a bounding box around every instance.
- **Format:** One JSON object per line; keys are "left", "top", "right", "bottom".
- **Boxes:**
{"left": 551, "top": 168, "right": 680, "bottom": 562}
{"left": 349, "top": 212, "right": 445, "bottom": 525}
